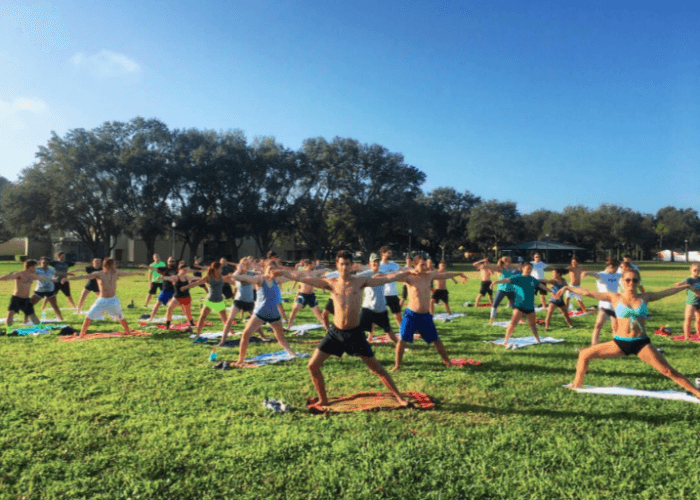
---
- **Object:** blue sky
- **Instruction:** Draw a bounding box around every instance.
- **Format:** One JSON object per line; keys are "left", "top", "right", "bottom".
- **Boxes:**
{"left": 2, "top": 1, "right": 699, "bottom": 215}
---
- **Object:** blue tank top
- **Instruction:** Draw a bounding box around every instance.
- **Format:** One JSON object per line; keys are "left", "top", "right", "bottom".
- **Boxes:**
{"left": 497, "top": 268, "right": 520, "bottom": 292}
{"left": 254, "top": 279, "right": 281, "bottom": 319}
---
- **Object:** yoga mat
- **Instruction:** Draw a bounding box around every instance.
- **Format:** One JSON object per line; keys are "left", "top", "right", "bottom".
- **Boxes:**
{"left": 368, "top": 333, "right": 420, "bottom": 344}
{"left": 288, "top": 323, "right": 324, "bottom": 332}
{"left": 485, "top": 336, "right": 565, "bottom": 349}
{"left": 307, "top": 391, "right": 435, "bottom": 414}
{"left": 141, "top": 322, "right": 207, "bottom": 330}
{"left": 58, "top": 330, "right": 151, "bottom": 341}
{"left": 569, "top": 385, "right": 700, "bottom": 404}
{"left": 433, "top": 312, "right": 466, "bottom": 322}
{"left": 450, "top": 358, "right": 482, "bottom": 366}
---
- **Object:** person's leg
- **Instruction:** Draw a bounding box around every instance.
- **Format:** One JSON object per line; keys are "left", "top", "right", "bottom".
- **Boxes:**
{"left": 164, "top": 300, "right": 178, "bottom": 328}
{"left": 504, "top": 309, "right": 522, "bottom": 347}
{"left": 6, "top": 310, "right": 15, "bottom": 329}
{"left": 148, "top": 301, "right": 162, "bottom": 321}
{"left": 490, "top": 291, "right": 506, "bottom": 325}
{"left": 286, "top": 301, "right": 302, "bottom": 330}
{"left": 220, "top": 306, "right": 241, "bottom": 345}
{"left": 391, "top": 340, "right": 406, "bottom": 372}
{"left": 683, "top": 305, "right": 694, "bottom": 340}
{"left": 559, "top": 305, "right": 574, "bottom": 328}
{"left": 277, "top": 303, "right": 288, "bottom": 323}
{"left": 193, "top": 306, "right": 211, "bottom": 338}
{"left": 444, "top": 297, "right": 452, "bottom": 315}
{"left": 310, "top": 306, "right": 328, "bottom": 332}
{"left": 63, "top": 283, "right": 77, "bottom": 309}
{"left": 77, "top": 289, "right": 91, "bottom": 313}
{"left": 591, "top": 311, "right": 608, "bottom": 345}
{"left": 41, "top": 297, "right": 49, "bottom": 311}
{"left": 391, "top": 311, "right": 403, "bottom": 330}
{"left": 361, "top": 356, "right": 409, "bottom": 406}
{"left": 429, "top": 298, "right": 435, "bottom": 315}
{"left": 48, "top": 297, "right": 63, "bottom": 321}
{"left": 539, "top": 291, "right": 547, "bottom": 309}
{"left": 474, "top": 293, "right": 483, "bottom": 308}
{"left": 320, "top": 309, "right": 330, "bottom": 332}
{"left": 544, "top": 303, "right": 555, "bottom": 331}
{"left": 694, "top": 308, "right": 700, "bottom": 337}
{"left": 525, "top": 312, "right": 540, "bottom": 342}
{"left": 235, "top": 315, "right": 265, "bottom": 364}
{"left": 217, "top": 310, "right": 228, "bottom": 326}
{"left": 119, "top": 319, "right": 131, "bottom": 334}
{"left": 432, "top": 339, "right": 454, "bottom": 366}
{"left": 487, "top": 289, "right": 493, "bottom": 305}
{"left": 637, "top": 344, "right": 700, "bottom": 398}
{"left": 307, "top": 349, "right": 331, "bottom": 404}
{"left": 269, "top": 321, "right": 296, "bottom": 356}
{"left": 80, "top": 318, "right": 92, "bottom": 338}
{"left": 571, "top": 341, "right": 624, "bottom": 388}
{"left": 577, "top": 298, "right": 586, "bottom": 313}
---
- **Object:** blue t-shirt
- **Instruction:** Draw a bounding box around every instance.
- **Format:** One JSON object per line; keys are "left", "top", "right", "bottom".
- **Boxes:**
{"left": 497, "top": 268, "right": 520, "bottom": 292}
{"left": 510, "top": 275, "right": 541, "bottom": 310}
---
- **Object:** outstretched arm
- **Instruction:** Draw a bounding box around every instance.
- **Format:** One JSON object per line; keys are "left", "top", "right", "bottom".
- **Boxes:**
{"left": 556, "top": 285, "right": 613, "bottom": 302}
{"left": 0, "top": 272, "right": 20, "bottom": 281}
{"left": 643, "top": 285, "right": 700, "bottom": 303}
{"left": 116, "top": 271, "right": 147, "bottom": 278}
{"left": 68, "top": 272, "right": 99, "bottom": 281}
{"left": 364, "top": 270, "right": 411, "bottom": 288}
{"left": 430, "top": 271, "right": 467, "bottom": 284}
{"left": 276, "top": 270, "right": 331, "bottom": 290}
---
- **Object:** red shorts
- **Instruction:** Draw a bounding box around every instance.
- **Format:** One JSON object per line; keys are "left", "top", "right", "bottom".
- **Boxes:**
{"left": 177, "top": 297, "right": 191, "bottom": 306}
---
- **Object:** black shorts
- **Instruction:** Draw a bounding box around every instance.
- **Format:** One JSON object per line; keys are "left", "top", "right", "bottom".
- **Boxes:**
{"left": 255, "top": 313, "right": 281, "bottom": 324}
{"left": 55, "top": 280, "right": 71, "bottom": 297}
{"left": 324, "top": 298, "right": 334, "bottom": 314}
{"left": 360, "top": 308, "right": 392, "bottom": 333}
{"left": 516, "top": 307, "right": 535, "bottom": 315}
{"left": 8, "top": 296, "right": 34, "bottom": 316}
{"left": 599, "top": 307, "right": 616, "bottom": 318}
{"left": 85, "top": 280, "right": 99, "bottom": 293}
{"left": 233, "top": 300, "right": 254, "bottom": 312}
{"left": 33, "top": 290, "right": 56, "bottom": 299}
{"left": 614, "top": 336, "right": 651, "bottom": 356}
{"left": 149, "top": 282, "right": 163, "bottom": 295}
{"left": 432, "top": 289, "right": 449, "bottom": 304}
{"left": 318, "top": 324, "right": 373, "bottom": 358}
{"left": 222, "top": 283, "right": 233, "bottom": 300}
{"left": 295, "top": 293, "right": 318, "bottom": 309}
{"left": 385, "top": 295, "right": 401, "bottom": 314}
{"left": 537, "top": 282, "right": 547, "bottom": 295}
{"left": 479, "top": 281, "right": 493, "bottom": 295}
{"left": 550, "top": 299, "right": 565, "bottom": 308}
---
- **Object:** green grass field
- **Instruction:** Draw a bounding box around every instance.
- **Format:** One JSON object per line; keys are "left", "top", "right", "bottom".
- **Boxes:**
{"left": 1, "top": 262, "right": 700, "bottom": 499}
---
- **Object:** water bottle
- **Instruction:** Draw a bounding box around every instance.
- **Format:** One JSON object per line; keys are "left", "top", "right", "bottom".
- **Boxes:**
{"left": 209, "top": 349, "right": 218, "bottom": 362}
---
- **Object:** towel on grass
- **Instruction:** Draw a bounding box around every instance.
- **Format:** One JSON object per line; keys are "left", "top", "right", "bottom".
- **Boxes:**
{"left": 568, "top": 310, "right": 594, "bottom": 317}
{"left": 288, "top": 323, "right": 324, "bottom": 332}
{"left": 450, "top": 358, "right": 482, "bottom": 366}
{"left": 485, "top": 336, "right": 565, "bottom": 349}
{"left": 235, "top": 350, "right": 309, "bottom": 367}
{"left": 140, "top": 322, "right": 203, "bottom": 330}
{"left": 11, "top": 324, "right": 69, "bottom": 336}
{"left": 307, "top": 391, "right": 435, "bottom": 414}
{"left": 569, "top": 385, "right": 700, "bottom": 404}
{"left": 139, "top": 315, "right": 186, "bottom": 322}
{"left": 433, "top": 313, "right": 466, "bottom": 322}
{"left": 368, "top": 333, "right": 420, "bottom": 344}
{"left": 58, "top": 330, "right": 151, "bottom": 341}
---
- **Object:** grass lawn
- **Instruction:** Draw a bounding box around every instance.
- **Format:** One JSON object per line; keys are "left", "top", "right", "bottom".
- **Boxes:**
{"left": 1, "top": 261, "right": 700, "bottom": 499}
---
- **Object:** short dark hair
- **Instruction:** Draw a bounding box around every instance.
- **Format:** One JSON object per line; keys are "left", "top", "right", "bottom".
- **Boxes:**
{"left": 605, "top": 258, "right": 619, "bottom": 268}
{"left": 380, "top": 246, "right": 390, "bottom": 254}
{"left": 336, "top": 250, "right": 353, "bottom": 262}
{"left": 24, "top": 260, "right": 37, "bottom": 269}
{"left": 103, "top": 258, "right": 115, "bottom": 269}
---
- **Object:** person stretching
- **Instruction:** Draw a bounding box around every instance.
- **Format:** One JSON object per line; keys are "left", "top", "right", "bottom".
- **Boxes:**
{"left": 1, "top": 260, "right": 54, "bottom": 330}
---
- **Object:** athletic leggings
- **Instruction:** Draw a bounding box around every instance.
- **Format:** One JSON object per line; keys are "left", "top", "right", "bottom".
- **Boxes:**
{"left": 490, "top": 290, "right": 515, "bottom": 319}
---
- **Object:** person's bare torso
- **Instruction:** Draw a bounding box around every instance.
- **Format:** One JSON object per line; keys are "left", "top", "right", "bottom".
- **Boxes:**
{"left": 329, "top": 276, "right": 364, "bottom": 329}
{"left": 97, "top": 271, "right": 119, "bottom": 298}
{"left": 480, "top": 267, "right": 492, "bottom": 281}
{"left": 569, "top": 267, "right": 584, "bottom": 286}
{"left": 298, "top": 282, "right": 315, "bottom": 294}
{"left": 434, "top": 278, "right": 448, "bottom": 290}
{"left": 406, "top": 273, "right": 433, "bottom": 313}
{"left": 13, "top": 272, "right": 35, "bottom": 298}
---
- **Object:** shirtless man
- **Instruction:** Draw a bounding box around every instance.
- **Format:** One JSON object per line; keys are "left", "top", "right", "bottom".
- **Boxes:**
{"left": 48, "top": 251, "right": 78, "bottom": 309}
{"left": 361, "top": 254, "right": 398, "bottom": 343}
{"left": 379, "top": 246, "right": 404, "bottom": 329}
{"left": 69, "top": 258, "right": 145, "bottom": 338}
{"left": 566, "top": 256, "right": 592, "bottom": 313}
{"left": 286, "top": 259, "right": 328, "bottom": 332}
{"left": 429, "top": 260, "right": 458, "bottom": 315}
{"left": 77, "top": 258, "right": 103, "bottom": 314}
{"left": 473, "top": 257, "right": 494, "bottom": 307}
{"left": 279, "top": 250, "right": 411, "bottom": 407}
{"left": 1, "top": 260, "right": 54, "bottom": 330}
{"left": 392, "top": 255, "right": 468, "bottom": 372}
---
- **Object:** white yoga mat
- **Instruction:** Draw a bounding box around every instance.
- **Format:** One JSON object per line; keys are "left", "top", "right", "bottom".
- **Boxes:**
{"left": 288, "top": 323, "right": 324, "bottom": 332}
{"left": 569, "top": 386, "right": 700, "bottom": 404}
{"left": 485, "top": 336, "right": 565, "bottom": 349}
{"left": 433, "top": 313, "right": 466, "bottom": 322}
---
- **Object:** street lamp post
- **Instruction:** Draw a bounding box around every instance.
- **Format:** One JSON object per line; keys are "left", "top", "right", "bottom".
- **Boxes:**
{"left": 171, "top": 222, "right": 177, "bottom": 258}
{"left": 408, "top": 229, "right": 412, "bottom": 255}
{"left": 686, "top": 238, "right": 689, "bottom": 263}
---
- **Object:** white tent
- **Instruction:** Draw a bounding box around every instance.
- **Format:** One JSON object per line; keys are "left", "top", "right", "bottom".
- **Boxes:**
{"left": 657, "top": 250, "right": 700, "bottom": 262}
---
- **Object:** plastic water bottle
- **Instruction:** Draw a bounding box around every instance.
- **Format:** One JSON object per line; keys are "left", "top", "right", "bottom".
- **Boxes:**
{"left": 209, "top": 349, "right": 218, "bottom": 362}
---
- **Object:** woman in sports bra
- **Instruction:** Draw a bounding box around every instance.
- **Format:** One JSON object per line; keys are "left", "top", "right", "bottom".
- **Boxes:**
{"left": 162, "top": 262, "right": 197, "bottom": 330}
{"left": 187, "top": 262, "right": 238, "bottom": 341}
{"left": 542, "top": 268, "right": 574, "bottom": 331}
{"left": 230, "top": 259, "right": 296, "bottom": 366}
{"left": 557, "top": 269, "right": 700, "bottom": 398}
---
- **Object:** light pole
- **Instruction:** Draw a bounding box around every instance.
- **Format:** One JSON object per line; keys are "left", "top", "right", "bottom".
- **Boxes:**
{"left": 171, "top": 222, "right": 176, "bottom": 258}
{"left": 686, "top": 238, "right": 689, "bottom": 263}
{"left": 408, "top": 229, "right": 412, "bottom": 256}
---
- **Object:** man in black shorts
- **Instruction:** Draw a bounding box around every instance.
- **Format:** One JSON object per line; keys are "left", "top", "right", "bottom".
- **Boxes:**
{"left": 49, "top": 251, "right": 77, "bottom": 309}
{"left": 77, "top": 258, "right": 103, "bottom": 314}
{"left": 278, "top": 250, "right": 410, "bottom": 407}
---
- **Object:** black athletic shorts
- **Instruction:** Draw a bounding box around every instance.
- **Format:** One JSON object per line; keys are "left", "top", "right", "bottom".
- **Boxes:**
{"left": 8, "top": 296, "right": 34, "bottom": 316}
{"left": 324, "top": 298, "right": 334, "bottom": 314}
{"left": 222, "top": 283, "right": 234, "bottom": 300}
{"left": 614, "top": 336, "right": 650, "bottom": 356}
{"left": 55, "top": 280, "right": 71, "bottom": 297}
{"left": 599, "top": 307, "right": 616, "bottom": 318}
{"left": 550, "top": 298, "right": 566, "bottom": 308}
{"left": 360, "top": 308, "right": 392, "bottom": 333}
{"left": 537, "top": 281, "right": 547, "bottom": 295}
{"left": 149, "top": 282, "right": 163, "bottom": 295}
{"left": 33, "top": 290, "right": 56, "bottom": 299}
{"left": 432, "top": 289, "right": 449, "bottom": 304}
{"left": 233, "top": 300, "right": 254, "bottom": 312}
{"left": 318, "top": 324, "right": 373, "bottom": 358}
{"left": 85, "top": 280, "right": 99, "bottom": 293}
{"left": 516, "top": 307, "right": 535, "bottom": 315}
{"left": 479, "top": 281, "right": 493, "bottom": 295}
{"left": 385, "top": 295, "right": 401, "bottom": 314}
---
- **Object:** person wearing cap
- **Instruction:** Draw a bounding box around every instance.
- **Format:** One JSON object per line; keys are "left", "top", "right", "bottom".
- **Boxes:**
{"left": 361, "top": 253, "right": 398, "bottom": 343}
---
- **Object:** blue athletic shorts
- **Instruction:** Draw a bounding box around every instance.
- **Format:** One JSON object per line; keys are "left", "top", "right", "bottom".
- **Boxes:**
{"left": 400, "top": 308, "right": 439, "bottom": 344}
{"left": 158, "top": 290, "right": 174, "bottom": 305}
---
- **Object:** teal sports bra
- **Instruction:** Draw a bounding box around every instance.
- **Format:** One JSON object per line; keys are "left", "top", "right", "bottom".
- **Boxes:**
{"left": 614, "top": 299, "right": 648, "bottom": 333}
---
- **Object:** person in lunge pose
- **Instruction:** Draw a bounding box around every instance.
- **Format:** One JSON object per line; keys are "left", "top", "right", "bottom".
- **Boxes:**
{"left": 1, "top": 260, "right": 54, "bottom": 330}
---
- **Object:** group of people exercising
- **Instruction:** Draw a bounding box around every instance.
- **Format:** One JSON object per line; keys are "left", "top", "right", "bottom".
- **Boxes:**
{"left": 3, "top": 247, "right": 700, "bottom": 406}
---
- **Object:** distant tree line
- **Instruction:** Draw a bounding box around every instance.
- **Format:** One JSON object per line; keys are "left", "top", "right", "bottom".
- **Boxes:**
{"left": 1, "top": 117, "right": 699, "bottom": 262}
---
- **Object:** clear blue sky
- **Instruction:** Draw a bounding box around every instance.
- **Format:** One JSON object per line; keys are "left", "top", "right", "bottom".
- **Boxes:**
{"left": 2, "top": 0, "right": 699, "bottom": 215}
